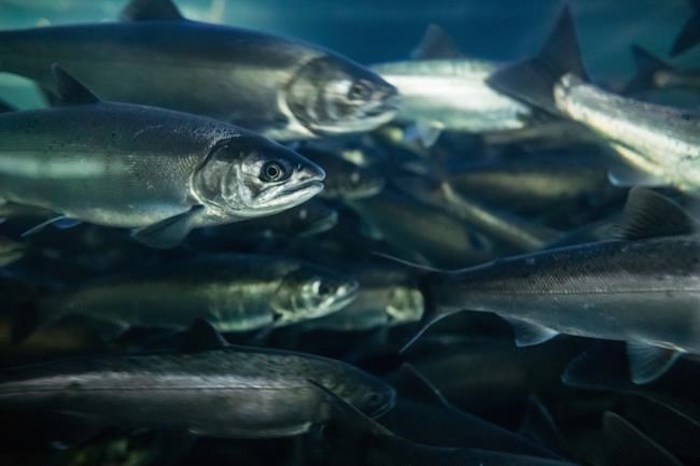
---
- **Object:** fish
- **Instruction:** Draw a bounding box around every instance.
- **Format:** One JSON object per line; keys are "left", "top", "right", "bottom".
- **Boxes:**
{"left": 0, "top": 66, "right": 325, "bottom": 249}
{"left": 625, "top": 45, "right": 700, "bottom": 94}
{"left": 0, "top": 0, "right": 398, "bottom": 141}
{"left": 298, "top": 146, "right": 386, "bottom": 200}
{"left": 488, "top": 6, "right": 700, "bottom": 196}
{"left": 445, "top": 152, "right": 624, "bottom": 218}
{"left": 670, "top": 0, "right": 700, "bottom": 57}
{"left": 0, "top": 321, "right": 395, "bottom": 439}
{"left": 315, "top": 381, "right": 579, "bottom": 466}
{"left": 347, "top": 187, "right": 494, "bottom": 268}
{"left": 303, "top": 262, "right": 424, "bottom": 331}
{"left": 12, "top": 254, "right": 360, "bottom": 342}
{"left": 406, "top": 188, "right": 700, "bottom": 385}
{"left": 391, "top": 171, "right": 564, "bottom": 253}
{"left": 370, "top": 24, "right": 533, "bottom": 147}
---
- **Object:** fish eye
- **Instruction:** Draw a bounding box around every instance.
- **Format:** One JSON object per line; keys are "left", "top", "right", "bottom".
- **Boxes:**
{"left": 348, "top": 81, "right": 371, "bottom": 100}
{"left": 260, "top": 161, "right": 289, "bottom": 182}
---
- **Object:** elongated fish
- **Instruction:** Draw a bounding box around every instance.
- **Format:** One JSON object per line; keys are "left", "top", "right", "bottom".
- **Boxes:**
{"left": 0, "top": 66, "right": 324, "bottom": 249}
{"left": 625, "top": 45, "right": 700, "bottom": 94}
{"left": 14, "top": 254, "right": 359, "bottom": 341}
{"left": 0, "top": 0, "right": 398, "bottom": 140}
{"left": 488, "top": 7, "right": 700, "bottom": 196}
{"left": 407, "top": 188, "right": 700, "bottom": 384}
{"left": 0, "top": 321, "right": 394, "bottom": 439}
{"left": 370, "top": 25, "right": 533, "bottom": 146}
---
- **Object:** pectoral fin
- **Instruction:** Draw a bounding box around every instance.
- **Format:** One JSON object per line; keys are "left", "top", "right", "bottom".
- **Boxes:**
{"left": 21, "top": 215, "right": 81, "bottom": 237}
{"left": 503, "top": 317, "right": 559, "bottom": 347}
{"left": 180, "top": 318, "right": 228, "bottom": 352}
{"left": 132, "top": 205, "right": 205, "bottom": 249}
{"left": 627, "top": 342, "right": 683, "bottom": 384}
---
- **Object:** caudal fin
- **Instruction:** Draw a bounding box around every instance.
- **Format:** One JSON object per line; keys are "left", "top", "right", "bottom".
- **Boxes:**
{"left": 487, "top": 5, "right": 587, "bottom": 115}
{"left": 624, "top": 45, "right": 672, "bottom": 94}
{"left": 670, "top": 0, "right": 700, "bottom": 56}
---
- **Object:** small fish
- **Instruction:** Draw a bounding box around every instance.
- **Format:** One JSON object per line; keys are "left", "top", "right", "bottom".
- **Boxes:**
{"left": 299, "top": 146, "right": 386, "bottom": 200}
{"left": 316, "top": 381, "right": 578, "bottom": 466}
{"left": 0, "top": 0, "right": 398, "bottom": 140}
{"left": 0, "top": 66, "right": 325, "bottom": 249}
{"left": 625, "top": 45, "right": 700, "bottom": 94}
{"left": 348, "top": 187, "right": 494, "bottom": 268}
{"left": 406, "top": 188, "right": 700, "bottom": 385}
{"left": 488, "top": 6, "right": 700, "bottom": 196}
{"left": 0, "top": 321, "right": 394, "bottom": 439}
{"left": 304, "top": 262, "right": 424, "bottom": 331}
{"left": 13, "top": 254, "right": 359, "bottom": 341}
{"left": 670, "top": 0, "right": 700, "bottom": 57}
{"left": 371, "top": 25, "right": 533, "bottom": 147}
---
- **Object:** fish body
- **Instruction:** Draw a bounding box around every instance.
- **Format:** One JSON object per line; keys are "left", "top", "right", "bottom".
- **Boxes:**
{"left": 487, "top": 7, "right": 700, "bottom": 195}
{"left": 432, "top": 234, "right": 700, "bottom": 353}
{"left": 28, "top": 255, "right": 359, "bottom": 336}
{"left": 0, "top": 67, "right": 325, "bottom": 247}
{"left": 0, "top": 346, "right": 394, "bottom": 438}
{"left": 372, "top": 59, "right": 530, "bottom": 134}
{"left": 305, "top": 263, "right": 424, "bottom": 331}
{"left": 0, "top": 0, "right": 398, "bottom": 140}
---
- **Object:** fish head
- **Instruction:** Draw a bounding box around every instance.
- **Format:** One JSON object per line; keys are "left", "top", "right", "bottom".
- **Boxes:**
{"left": 316, "top": 367, "right": 396, "bottom": 419}
{"left": 293, "top": 202, "right": 339, "bottom": 236}
{"left": 194, "top": 136, "right": 325, "bottom": 219}
{"left": 286, "top": 56, "right": 399, "bottom": 136}
{"left": 329, "top": 163, "right": 386, "bottom": 200}
{"left": 385, "top": 286, "right": 425, "bottom": 326}
{"left": 272, "top": 265, "right": 359, "bottom": 324}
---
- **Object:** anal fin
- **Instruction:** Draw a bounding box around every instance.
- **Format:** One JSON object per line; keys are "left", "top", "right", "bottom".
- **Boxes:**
{"left": 132, "top": 205, "right": 205, "bottom": 249}
{"left": 627, "top": 341, "right": 683, "bottom": 384}
{"left": 503, "top": 317, "right": 559, "bottom": 347}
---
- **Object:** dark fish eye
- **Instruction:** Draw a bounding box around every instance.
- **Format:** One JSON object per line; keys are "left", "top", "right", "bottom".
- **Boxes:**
{"left": 348, "top": 82, "right": 371, "bottom": 100}
{"left": 260, "top": 161, "right": 288, "bottom": 182}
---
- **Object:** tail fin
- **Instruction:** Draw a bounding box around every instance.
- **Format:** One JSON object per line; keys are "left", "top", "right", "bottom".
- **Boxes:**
{"left": 670, "top": 0, "right": 700, "bottom": 56}
{"left": 624, "top": 46, "right": 672, "bottom": 94}
{"left": 487, "top": 5, "right": 587, "bottom": 115}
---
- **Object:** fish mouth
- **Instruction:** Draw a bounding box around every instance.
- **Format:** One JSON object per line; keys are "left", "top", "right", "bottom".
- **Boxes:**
{"left": 286, "top": 180, "right": 325, "bottom": 199}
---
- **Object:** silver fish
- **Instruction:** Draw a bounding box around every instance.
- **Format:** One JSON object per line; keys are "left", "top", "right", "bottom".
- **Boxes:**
{"left": 0, "top": 0, "right": 398, "bottom": 140}
{"left": 488, "top": 7, "right": 700, "bottom": 196}
{"left": 0, "top": 66, "right": 325, "bottom": 248}
{"left": 371, "top": 25, "right": 532, "bottom": 147}
{"left": 16, "top": 254, "right": 359, "bottom": 341}
{"left": 0, "top": 323, "right": 394, "bottom": 439}
{"left": 305, "top": 262, "right": 424, "bottom": 331}
{"left": 407, "top": 188, "right": 700, "bottom": 385}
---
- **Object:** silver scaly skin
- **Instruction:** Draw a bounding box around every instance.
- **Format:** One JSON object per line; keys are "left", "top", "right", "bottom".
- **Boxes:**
{"left": 555, "top": 74, "right": 700, "bottom": 194}
{"left": 0, "top": 0, "right": 398, "bottom": 141}
{"left": 372, "top": 59, "right": 530, "bottom": 133}
{"left": 0, "top": 346, "right": 394, "bottom": 438}
{"left": 33, "top": 255, "right": 359, "bottom": 334}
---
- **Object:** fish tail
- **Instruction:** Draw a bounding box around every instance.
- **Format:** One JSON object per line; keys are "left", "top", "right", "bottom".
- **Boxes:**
{"left": 486, "top": 4, "right": 587, "bottom": 116}
{"left": 670, "top": 0, "right": 700, "bottom": 56}
{"left": 399, "top": 271, "right": 453, "bottom": 353}
{"left": 624, "top": 45, "right": 672, "bottom": 94}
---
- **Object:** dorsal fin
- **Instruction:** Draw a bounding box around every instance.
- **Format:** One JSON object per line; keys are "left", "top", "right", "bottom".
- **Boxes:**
{"left": 52, "top": 64, "right": 101, "bottom": 105}
{"left": 613, "top": 187, "right": 697, "bottom": 240}
{"left": 411, "top": 24, "right": 462, "bottom": 60}
{"left": 180, "top": 318, "right": 228, "bottom": 352}
{"left": 120, "top": 0, "right": 185, "bottom": 22}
